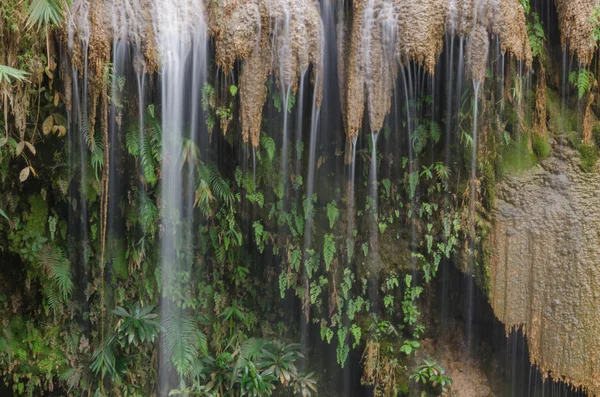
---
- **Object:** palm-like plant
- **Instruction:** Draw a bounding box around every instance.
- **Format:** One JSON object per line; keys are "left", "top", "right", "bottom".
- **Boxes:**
{"left": 0, "top": 65, "right": 29, "bottom": 84}
{"left": 239, "top": 361, "right": 277, "bottom": 397}
{"left": 260, "top": 341, "right": 303, "bottom": 385}
{"left": 291, "top": 371, "right": 318, "bottom": 397}
{"left": 112, "top": 303, "right": 160, "bottom": 348}
{"left": 27, "top": 0, "right": 67, "bottom": 29}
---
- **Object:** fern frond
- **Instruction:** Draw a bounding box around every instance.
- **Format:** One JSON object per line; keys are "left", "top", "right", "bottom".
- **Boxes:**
{"left": 27, "top": 0, "right": 66, "bottom": 29}
{"left": 208, "top": 164, "right": 233, "bottom": 207}
{"left": 141, "top": 133, "right": 157, "bottom": 185}
{"left": 140, "top": 194, "right": 158, "bottom": 233}
{"left": 326, "top": 202, "right": 339, "bottom": 229}
{"left": 43, "top": 284, "right": 61, "bottom": 315}
{"left": 90, "top": 134, "right": 104, "bottom": 181}
{"left": 125, "top": 128, "right": 140, "bottom": 157}
{"left": 323, "top": 234, "right": 336, "bottom": 272}
{"left": 261, "top": 136, "right": 276, "bottom": 161}
{"left": 163, "top": 311, "right": 199, "bottom": 378}
{"left": 40, "top": 246, "right": 73, "bottom": 301}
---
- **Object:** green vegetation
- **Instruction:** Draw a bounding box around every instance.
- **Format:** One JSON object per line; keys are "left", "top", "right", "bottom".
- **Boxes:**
{"left": 2, "top": 1, "right": 599, "bottom": 396}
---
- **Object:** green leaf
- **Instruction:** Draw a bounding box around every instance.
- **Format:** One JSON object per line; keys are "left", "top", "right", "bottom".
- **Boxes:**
{"left": 27, "top": 0, "right": 66, "bottom": 29}
{"left": 323, "top": 234, "right": 336, "bottom": 271}
{"left": 326, "top": 201, "right": 339, "bottom": 229}
{"left": 0, "top": 65, "right": 28, "bottom": 84}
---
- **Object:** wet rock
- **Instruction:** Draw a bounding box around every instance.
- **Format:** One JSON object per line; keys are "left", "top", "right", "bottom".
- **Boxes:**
{"left": 489, "top": 139, "right": 600, "bottom": 395}
{"left": 556, "top": 0, "right": 597, "bottom": 66}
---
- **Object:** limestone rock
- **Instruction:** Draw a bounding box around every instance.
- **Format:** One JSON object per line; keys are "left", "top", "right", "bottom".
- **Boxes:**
{"left": 489, "top": 138, "right": 600, "bottom": 395}
{"left": 556, "top": 0, "right": 597, "bottom": 66}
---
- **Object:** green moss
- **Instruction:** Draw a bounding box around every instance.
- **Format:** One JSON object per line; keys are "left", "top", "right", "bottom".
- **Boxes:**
{"left": 25, "top": 194, "right": 48, "bottom": 236}
{"left": 580, "top": 144, "right": 598, "bottom": 173}
{"left": 111, "top": 238, "right": 128, "bottom": 280}
{"left": 496, "top": 138, "right": 538, "bottom": 178}
{"left": 546, "top": 89, "right": 578, "bottom": 134}
{"left": 532, "top": 134, "right": 551, "bottom": 159}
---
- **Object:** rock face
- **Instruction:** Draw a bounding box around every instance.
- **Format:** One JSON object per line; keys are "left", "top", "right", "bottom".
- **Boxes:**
{"left": 489, "top": 138, "right": 600, "bottom": 395}
{"left": 556, "top": 0, "right": 597, "bottom": 66}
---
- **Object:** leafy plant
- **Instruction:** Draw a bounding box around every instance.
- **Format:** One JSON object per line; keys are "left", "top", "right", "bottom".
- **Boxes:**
{"left": 112, "top": 303, "right": 160, "bottom": 348}
{"left": 410, "top": 359, "right": 452, "bottom": 393}
{"left": 569, "top": 69, "right": 596, "bottom": 99}
{"left": 326, "top": 201, "right": 339, "bottom": 229}
{"left": 323, "top": 233, "right": 336, "bottom": 271}
{"left": 0, "top": 65, "right": 28, "bottom": 83}
{"left": 27, "top": 0, "right": 67, "bottom": 29}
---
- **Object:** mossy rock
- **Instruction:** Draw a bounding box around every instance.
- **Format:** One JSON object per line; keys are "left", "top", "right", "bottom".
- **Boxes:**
{"left": 546, "top": 89, "right": 578, "bottom": 134}
{"left": 25, "top": 195, "right": 48, "bottom": 236}
{"left": 532, "top": 134, "right": 551, "bottom": 159}
{"left": 580, "top": 144, "right": 598, "bottom": 173}
{"left": 495, "top": 138, "right": 538, "bottom": 178}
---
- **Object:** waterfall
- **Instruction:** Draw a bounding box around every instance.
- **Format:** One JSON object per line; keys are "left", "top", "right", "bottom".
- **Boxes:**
{"left": 150, "top": 0, "right": 207, "bottom": 392}
{"left": 7, "top": 0, "right": 595, "bottom": 395}
{"left": 466, "top": 80, "right": 480, "bottom": 360}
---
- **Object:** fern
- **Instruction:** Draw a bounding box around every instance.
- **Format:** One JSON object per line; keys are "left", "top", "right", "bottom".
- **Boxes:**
{"left": 90, "top": 134, "right": 104, "bottom": 181}
{"left": 209, "top": 164, "right": 233, "bottom": 207}
{"left": 125, "top": 128, "right": 140, "bottom": 157}
{"left": 140, "top": 194, "right": 158, "bottom": 234}
{"left": 350, "top": 324, "right": 361, "bottom": 349}
{"left": 326, "top": 201, "right": 339, "bottom": 229}
{"left": 261, "top": 136, "right": 276, "bottom": 161}
{"left": 164, "top": 311, "right": 200, "bottom": 379}
{"left": 289, "top": 247, "right": 302, "bottom": 271}
{"left": 201, "top": 83, "right": 215, "bottom": 111}
{"left": 336, "top": 327, "right": 350, "bottom": 367}
{"left": 323, "top": 234, "right": 336, "bottom": 271}
{"left": 253, "top": 221, "right": 268, "bottom": 254}
{"left": 309, "top": 281, "right": 321, "bottom": 304}
{"left": 429, "top": 121, "right": 441, "bottom": 144}
{"left": 278, "top": 272, "right": 289, "bottom": 299}
{"left": 570, "top": 69, "right": 594, "bottom": 99}
{"left": 40, "top": 246, "right": 73, "bottom": 301}
{"left": 43, "top": 284, "right": 61, "bottom": 315}
{"left": 141, "top": 133, "right": 157, "bottom": 185}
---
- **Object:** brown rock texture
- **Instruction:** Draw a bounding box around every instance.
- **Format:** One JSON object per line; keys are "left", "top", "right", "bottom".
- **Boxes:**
{"left": 556, "top": 0, "right": 597, "bottom": 66}
{"left": 209, "top": 0, "right": 323, "bottom": 147}
{"left": 340, "top": 0, "right": 532, "bottom": 139}
{"left": 467, "top": 24, "right": 490, "bottom": 83}
{"left": 397, "top": 0, "right": 448, "bottom": 74}
{"left": 495, "top": 0, "right": 533, "bottom": 69}
{"left": 489, "top": 138, "right": 600, "bottom": 395}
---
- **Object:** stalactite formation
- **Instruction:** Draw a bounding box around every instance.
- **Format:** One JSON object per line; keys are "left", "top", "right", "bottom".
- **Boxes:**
{"left": 2, "top": 0, "right": 600, "bottom": 396}
{"left": 209, "top": 0, "right": 323, "bottom": 147}
{"left": 556, "top": 0, "right": 597, "bottom": 66}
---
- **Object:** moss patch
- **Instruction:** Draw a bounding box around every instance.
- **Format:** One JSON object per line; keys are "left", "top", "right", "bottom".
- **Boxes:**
{"left": 25, "top": 195, "right": 48, "bottom": 236}
{"left": 496, "top": 138, "right": 538, "bottom": 177}
{"left": 546, "top": 88, "right": 578, "bottom": 134}
{"left": 580, "top": 144, "right": 598, "bottom": 172}
{"left": 532, "top": 134, "right": 551, "bottom": 159}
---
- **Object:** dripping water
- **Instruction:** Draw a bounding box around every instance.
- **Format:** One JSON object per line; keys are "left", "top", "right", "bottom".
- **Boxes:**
{"left": 301, "top": 72, "right": 322, "bottom": 357}
{"left": 466, "top": 80, "right": 481, "bottom": 361}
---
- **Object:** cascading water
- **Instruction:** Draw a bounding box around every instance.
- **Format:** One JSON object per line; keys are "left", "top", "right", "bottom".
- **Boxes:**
{"left": 150, "top": 0, "right": 207, "bottom": 392}
{"left": 4, "top": 0, "right": 596, "bottom": 396}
